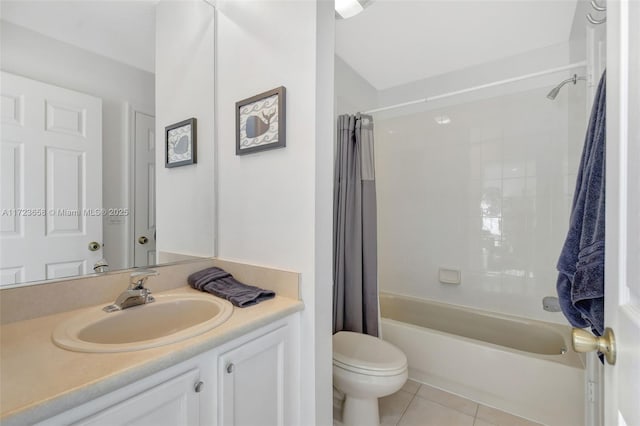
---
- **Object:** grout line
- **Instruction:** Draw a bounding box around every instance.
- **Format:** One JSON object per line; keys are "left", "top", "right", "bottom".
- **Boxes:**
{"left": 410, "top": 387, "right": 481, "bottom": 420}
{"left": 396, "top": 391, "right": 418, "bottom": 426}
{"left": 473, "top": 403, "right": 480, "bottom": 426}
{"left": 412, "top": 383, "right": 422, "bottom": 396}
{"left": 405, "top": 380, "right": 420, "bottom": 396}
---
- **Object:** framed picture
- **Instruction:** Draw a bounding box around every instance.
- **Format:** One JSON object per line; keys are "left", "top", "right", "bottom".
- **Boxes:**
{"left": 236, "top": 86, "right": 286, "bottom": 155}
{"left": 165, "top": 118, "right": 197, "bottom": 168}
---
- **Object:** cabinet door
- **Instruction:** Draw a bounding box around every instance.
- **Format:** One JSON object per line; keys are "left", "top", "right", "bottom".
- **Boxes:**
{"left": 73, "top": 369, "right": 201, "bottom": 426}
{"left": 218, "top": 326, "right": 287, "bottom": 426}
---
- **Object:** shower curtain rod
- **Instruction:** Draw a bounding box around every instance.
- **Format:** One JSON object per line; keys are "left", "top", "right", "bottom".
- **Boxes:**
{"left": 362, "top": 61, "right": 587, "bottom": 114}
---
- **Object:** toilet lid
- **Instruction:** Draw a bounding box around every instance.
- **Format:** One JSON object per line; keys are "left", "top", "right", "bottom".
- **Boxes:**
{"left": 333, "top": 331, "right": 407, "bottom": 375}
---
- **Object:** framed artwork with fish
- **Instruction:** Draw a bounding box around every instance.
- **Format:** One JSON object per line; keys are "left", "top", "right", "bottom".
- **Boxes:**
{"left": 236, "top": 86, "right": 286, "bottom": 155}
{"left": 165, "top": 117, "right": 197, "bottom": 168}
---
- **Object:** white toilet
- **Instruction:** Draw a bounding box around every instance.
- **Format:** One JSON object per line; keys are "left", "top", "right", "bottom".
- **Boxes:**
{"left": 333, "top": 331, "right": 408, "bottom": 426}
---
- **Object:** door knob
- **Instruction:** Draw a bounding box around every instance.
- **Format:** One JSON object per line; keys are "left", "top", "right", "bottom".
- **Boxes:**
{"left": 572, "top": 327, "right": 616, "bottom": 365}
{"left": 88, "top": 242, "right": 101, "bottom": 251}
{"left": 138, "top": 236, "right": 148, "bottom": 245}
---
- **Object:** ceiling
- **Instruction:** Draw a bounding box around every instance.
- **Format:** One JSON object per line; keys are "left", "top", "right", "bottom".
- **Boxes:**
{"left": 336, "top": 0, "right": 579, "bottom": 90}
{"left": 1, "top": 1, "right": 157, "bottom": 73}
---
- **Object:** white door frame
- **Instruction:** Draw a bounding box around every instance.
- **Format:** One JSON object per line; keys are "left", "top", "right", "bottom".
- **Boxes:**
{"left": 125, "top": 102, "right": 155, "bottom": 268}
{"left": 604, "top": 1, "right": 640, "bottom": 425}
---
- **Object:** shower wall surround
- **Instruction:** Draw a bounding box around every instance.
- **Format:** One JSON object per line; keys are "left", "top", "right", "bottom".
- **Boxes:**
{"left": 375, "top": 85, "right": 586, "bottom": 323}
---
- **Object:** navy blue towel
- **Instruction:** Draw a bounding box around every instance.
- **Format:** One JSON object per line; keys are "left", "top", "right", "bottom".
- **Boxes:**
{"left": 556, "top": 71, "right": 606, "bottom": 336}
{"left": 188, "top": 267, "right": 275, "bottom": 308}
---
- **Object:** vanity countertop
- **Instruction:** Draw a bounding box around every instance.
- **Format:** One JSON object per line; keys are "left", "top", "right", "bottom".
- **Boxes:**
{"left": 0, "top": 286, "right": 304, "bottom": 425}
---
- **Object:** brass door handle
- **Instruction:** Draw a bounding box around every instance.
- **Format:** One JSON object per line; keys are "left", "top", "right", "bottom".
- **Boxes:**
{"left": 138, "top": 236, "right": 148, "bottom": 245}
{"left": 572, "top": 327, "right": 616, "bottom": 365}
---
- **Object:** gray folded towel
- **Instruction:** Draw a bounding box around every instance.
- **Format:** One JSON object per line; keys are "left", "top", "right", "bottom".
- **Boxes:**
{"left": 188, "top": 267, "right": 275, "bottom": 307}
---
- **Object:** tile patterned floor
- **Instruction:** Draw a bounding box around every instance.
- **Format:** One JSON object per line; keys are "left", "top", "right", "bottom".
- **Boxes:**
{"left": 334, "top": 380, "right": 544, "bottom": 426}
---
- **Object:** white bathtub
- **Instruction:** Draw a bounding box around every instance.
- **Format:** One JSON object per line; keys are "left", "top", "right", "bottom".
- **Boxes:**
{"left": 379, "top": 292, "right": 585, "bottom": 426}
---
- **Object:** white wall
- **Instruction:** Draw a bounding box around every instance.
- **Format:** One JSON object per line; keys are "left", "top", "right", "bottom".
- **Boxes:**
{"left": 314, "top": 3, "right": 336, "bottom": 425}
{"left": 215, "top": 1, "right": 334, "bottom": 424}
{"left": 376, "top": 41, "right": 577, "bottom": 119}
{"left": 1, "top": 21, "right": 155, "bottom": 271}
{"left": 155, "top": 1, "right": 216, "bottom": 261}
{"left": 335, "top": 55, "right": 378, "bottom": 116}
{"left": 375, "top": 76, "right": 586, "bottom": 324}
{"left": 331, "top": 42, "right": 587, "bottom": 323}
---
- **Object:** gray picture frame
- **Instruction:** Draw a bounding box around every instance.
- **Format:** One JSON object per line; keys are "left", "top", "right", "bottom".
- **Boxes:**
{"left": 236, "top": 86, "right": 286, "bottom": 155}
{"left": 165, "top": 118, "right": 197, "bottom": 168}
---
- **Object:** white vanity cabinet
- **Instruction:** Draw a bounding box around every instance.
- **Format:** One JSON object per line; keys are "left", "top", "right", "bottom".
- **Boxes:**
{"left": 36, "top": 316, "right": 298, "bottom": 426}
{"left": 218, "top": 326, "right": 289, "bottom": 426}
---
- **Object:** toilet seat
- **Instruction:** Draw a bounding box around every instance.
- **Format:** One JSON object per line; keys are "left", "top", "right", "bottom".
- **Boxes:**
{"left": 333, "top": 331, "right": 408, "bottom": 377}
{"left": 333, "top": 358, "right": 407, "bottom": 377}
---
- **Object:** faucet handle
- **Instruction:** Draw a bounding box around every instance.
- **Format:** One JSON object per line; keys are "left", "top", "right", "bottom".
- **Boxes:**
{"left": 129, "top": 269, "right": 159, "bottom": 289}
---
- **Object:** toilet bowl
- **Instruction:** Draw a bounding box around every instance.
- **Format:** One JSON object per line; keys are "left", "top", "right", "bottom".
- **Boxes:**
{"left": 333, "top": 331, "right": 408, "bottom": 426}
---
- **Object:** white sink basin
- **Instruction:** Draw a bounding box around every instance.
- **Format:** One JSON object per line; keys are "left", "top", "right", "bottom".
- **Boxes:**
{"left": 52, "top": 293, "right": 233, "bottom": 353}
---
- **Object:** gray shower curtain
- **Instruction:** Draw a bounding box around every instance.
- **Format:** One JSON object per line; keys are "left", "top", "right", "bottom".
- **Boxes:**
{"left": 333, "top": 113, "right": 378, "bottom": 337}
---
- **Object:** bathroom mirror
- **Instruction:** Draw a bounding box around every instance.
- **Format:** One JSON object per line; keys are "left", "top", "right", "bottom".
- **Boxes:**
{"left": 0, "top": 0, "right": 214, "bottom": 287}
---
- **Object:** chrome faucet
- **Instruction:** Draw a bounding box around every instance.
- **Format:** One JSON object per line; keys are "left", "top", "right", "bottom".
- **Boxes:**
{"left": 103, "top": 269, "right": 159, "bottom": 312}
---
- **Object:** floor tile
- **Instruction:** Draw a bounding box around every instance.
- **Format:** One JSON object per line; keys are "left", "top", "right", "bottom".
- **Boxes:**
{"left": 398, "top": 396, "right": 475, "bottom": 426}
{"left": 417, "top": 384, "right": 479, "bottom": 416}
{"left": 401, "top": 379, "right": 421, "bottom": 395}
{"left": 476, "top": 405, "right": 543, "bottom": 426}
{"left": 379, "top": 390, "right": 415, "bottom": 426}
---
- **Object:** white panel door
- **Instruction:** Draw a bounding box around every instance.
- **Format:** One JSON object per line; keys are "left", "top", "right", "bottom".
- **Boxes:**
{"left": 0, "top": 72, "right": 102, "bottom": 285}
{"left": 133, "top": 110, "right": 156, "bottom": 267}
{"left": 604, "top": 2, "right": 640, "bottom": 426}
{"left": 219, "top": 327, "right": 287, "bottom": 426}
{"left": 71, "top": 369, "right": 200, "bottom": 426}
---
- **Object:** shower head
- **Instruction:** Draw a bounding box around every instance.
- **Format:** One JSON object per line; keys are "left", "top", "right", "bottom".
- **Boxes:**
{"left": 546, "top": 85, "right": 563, "bottom": 100}
{"left": 546, "top": 74, "right": 586, "bottom": 100}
